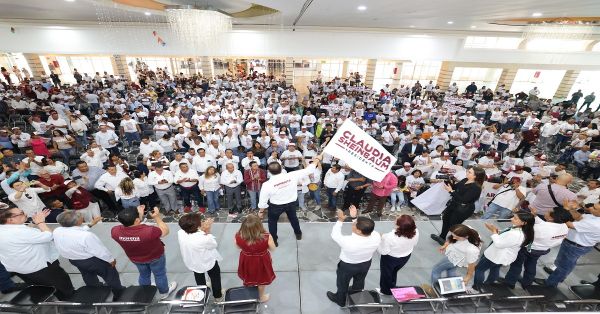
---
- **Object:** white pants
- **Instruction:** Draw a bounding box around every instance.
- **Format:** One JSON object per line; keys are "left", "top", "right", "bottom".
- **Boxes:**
{"left": 78, "top": 202, "right": 101, "bottom": 222}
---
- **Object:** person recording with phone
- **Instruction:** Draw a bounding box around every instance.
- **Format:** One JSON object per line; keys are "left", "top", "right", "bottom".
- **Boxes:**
{"left": 8, "top": 180, "right": 51, "bottom": 218}
{"left": 431, "top": 167, "right": 486, "bottom": 245}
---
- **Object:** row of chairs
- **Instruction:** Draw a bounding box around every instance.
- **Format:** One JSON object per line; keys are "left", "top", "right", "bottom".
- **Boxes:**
{"left": 0, "top": 284, "right": 261, "bottom": 314}
{"left": 342, "top": 281, "right": 600, "bottom": 313}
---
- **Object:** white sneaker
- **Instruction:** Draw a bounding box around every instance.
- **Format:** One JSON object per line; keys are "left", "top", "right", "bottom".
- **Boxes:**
{"left": 160, "top": 281, "right": 178, "bottom": 300}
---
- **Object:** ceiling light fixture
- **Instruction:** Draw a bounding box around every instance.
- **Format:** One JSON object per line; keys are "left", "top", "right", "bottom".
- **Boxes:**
{"left": 166, "top": 6, "right": 232, "bottom": 52}
{"left": 471, "top": 25, "right": 477, "bottom": 29}
{"left": 532, "top": 12, "right": 543, "bottom": 17}
{"left": 409, "top": 25, "right": 415, "bottom": 28}
{"left": 64, "top": 0, "right": 75, "bottom": 2}
{"left": 447, "top": 21, "right": 454, "bottom": 24}
{"left": 357, "top": 6, "right": 367, "bottom": 11}
{"left": 144, "top": 12, "right": 151, "bottom": 16}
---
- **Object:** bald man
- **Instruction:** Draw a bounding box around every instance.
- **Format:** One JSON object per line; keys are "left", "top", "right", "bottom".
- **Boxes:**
{"left": 530, "top": 174, "right": 577, "bottom": 217}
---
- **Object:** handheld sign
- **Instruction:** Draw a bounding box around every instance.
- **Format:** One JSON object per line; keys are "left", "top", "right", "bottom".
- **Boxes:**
{"left": 323, "top": 119, "right": 397, "bottom": 182}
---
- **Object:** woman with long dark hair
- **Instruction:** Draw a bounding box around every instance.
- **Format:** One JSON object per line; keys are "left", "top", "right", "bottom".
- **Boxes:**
{"left": 431, "top": 166, "right": 486, "bottom": 245}
{"left": 378, "top": 215, "right": 419, "bottom": 295}
{"left": 431, "top": 224, "right": 482, "bottom": 286}
{"left": 473, "top": 211, "right": 535, "bottom": 290}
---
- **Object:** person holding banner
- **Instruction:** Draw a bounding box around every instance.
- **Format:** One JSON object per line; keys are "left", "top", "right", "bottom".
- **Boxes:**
{"left": 430, "top": 167, "right": 486, "bottom": 245}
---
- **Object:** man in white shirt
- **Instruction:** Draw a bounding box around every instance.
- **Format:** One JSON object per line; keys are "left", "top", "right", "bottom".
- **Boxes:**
{"left": 481, "top": 177, "right": 526, "bottom": 219}
{"left": 193, "top": 148, "right": 217, "bottom": 174}
{"left": 258, "top": 156, "right": 321, "bottom": 246}
{"left": 541, "top": 201, "right": 600, "bottom": 287}
{"left": 174, "top": 163, "right": 203, "bottom": 212}
{"left": 240, "top": 150, "right": 260, "bottom": 171}
{"left": 148, "top": 166, "right": 178, "bottom": 214}
{"left": 220, "top": 163, "right": 243, "bottom": 215}
{"left": 139, "top": 136, "right": 164, "bottom": 158}
{"left": 576, "top": 179, "right": 600, "bottom": 205}
{"left": 94, "top": 125, "right": 120, "bottom": 155}
{"left": 8, "top": 180, "right": 51, "bottom": 218}
{"left": 46, "top": 110, "right": 69, "bottom": 134}
{"left": 0, "top": 208, "right": 74, "bottom": 300}
{"left": 280, "top": 143, "right": 303, "bottom": 172}
{"left": 323, "top": 165, "right": 346, "bottom": 210}
{"left": 120, "top": 113, "right": 142, "bottom": 149}
{"left": 327, "top": 205, "right": 381, "bottom": 307}
{"left": 53, "top": 211, "right": 124, "bottom": 295}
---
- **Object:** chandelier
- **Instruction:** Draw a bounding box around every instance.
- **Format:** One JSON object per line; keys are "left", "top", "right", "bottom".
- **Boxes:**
{"left": 165, "top": 6, "right": 232, "bottom": 52}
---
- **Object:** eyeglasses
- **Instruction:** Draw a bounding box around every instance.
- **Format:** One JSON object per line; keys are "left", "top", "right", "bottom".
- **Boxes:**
{"left": 10, "top": 211, "right": 25, "bottom": 218}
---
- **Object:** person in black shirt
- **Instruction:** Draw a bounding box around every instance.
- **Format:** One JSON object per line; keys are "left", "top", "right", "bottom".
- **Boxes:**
{"left": 431, "top": 167, "right": 486, "bottom": 245}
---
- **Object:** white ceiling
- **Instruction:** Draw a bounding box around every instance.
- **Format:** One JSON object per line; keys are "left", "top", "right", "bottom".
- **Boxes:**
{"left": 0, "top": 0, "right": 599, "bottom": 34}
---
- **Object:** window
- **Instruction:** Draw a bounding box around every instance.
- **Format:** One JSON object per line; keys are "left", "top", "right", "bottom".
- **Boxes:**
{"left": 373, "top": 61, "right": 398, "bottom": 91}
{"left": 450, "top": 67, "right": 503, "bottom": 92}
{"left": 347, "top": 59, "right": 368, "bottom": 78}
{"left": 320, "top": 59, "right": 344, "bottom": 81}
{"left": 126, "top": 57, "right": 172, "bottom": 80}
{"left": 568, "top": 71, "right": 600, "bottom": 106}
{"left": 525, "top": 39, "right": 593, "bottom": 52}
{"left": 266, "top": 59, "right": 285, "bottom": 77}
{"left": 399, "top": 61, "right": 442, "bottom": 87}
{"left": 171, "top": 58, "right": 202, "bottom": 77}
{"left": 592, "top": 42, "right": 600, "bottom": 52}
{"left": 510, "top": 69, "right": 566, "bottom": 99}
{"left": 464, "top": 36, "right": 522, "bottom": 49}
{"left": 0, "top": 53, "right": 31, "bottom": 83}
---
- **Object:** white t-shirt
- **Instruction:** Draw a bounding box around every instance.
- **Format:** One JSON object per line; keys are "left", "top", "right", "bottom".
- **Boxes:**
{"left": 378, "top": 229, "right": 419, "bottom": 258}
{"left": 445, "top": 239, "right": 480, "bottom": 267}
{"left": 531, "top": 217, "right": 569, "bottom": 251}
{"left": 492, "top": 185, "right": 527, "bottom": 210}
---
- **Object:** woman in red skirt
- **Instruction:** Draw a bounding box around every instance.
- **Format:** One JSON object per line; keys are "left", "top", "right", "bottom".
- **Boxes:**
{"left": 235, "top": 214, "right": 276, "bottom": 302}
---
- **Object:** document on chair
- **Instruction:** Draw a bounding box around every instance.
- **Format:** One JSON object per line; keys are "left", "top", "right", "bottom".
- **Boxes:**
{"left": 390, "top": 287, "right": 425, "bottom": 302}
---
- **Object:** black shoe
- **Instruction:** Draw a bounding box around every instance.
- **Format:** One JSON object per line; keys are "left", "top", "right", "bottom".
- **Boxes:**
{"left": 430, "top": 234, "right": 445, "bottom": 246}
{"left": 1, "top": 282, "right": 29, "bottom": 294}
{"left": 533, "top": 278, "right": 546, "bottom": 286}
{"left": 295, "top": 234, "right": 302, "bottom": 240}
{"left": 497, "top": 278, "right": 516, "bottom": 289}
{"left": 543, "top": 266, "right": 554, "bottom": 275}
{"left": 274, "top": 240, "right": 279, "bottom": 247}
{"left": 326, "top": 291, "right": 343, "bottom": 307}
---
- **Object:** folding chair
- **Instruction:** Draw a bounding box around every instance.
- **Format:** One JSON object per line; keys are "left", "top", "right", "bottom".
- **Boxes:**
{"left": 160, "top": 285, "right": 210, "bottom": 314}
{"left": 345, "top": 290, "right": 394, "bottom": 314}
{"left": 95, "top": 285, "right": 158, "bottom": 313}
{"left": 392, "top": 286, "right": 446, "bottom": 313}
{"left": 433, "top": 281, "right": 492, "bottom": 312}
{"left": 566, "top": 284, "right": 600, "bottom": 311}
{"left": 216, "top": 286, "right": 259, "bottom": 314}
{"left": 0, "top": 285, "right": 55, "bottom": 313}
{"left": 38, "top": 285, "right": 112, "bottom": 314}
{"left": 479, "top": 283, "right": 544, "bottom": 312}
{"left": 524, "top": 285, "right": 574, "bottom": 312}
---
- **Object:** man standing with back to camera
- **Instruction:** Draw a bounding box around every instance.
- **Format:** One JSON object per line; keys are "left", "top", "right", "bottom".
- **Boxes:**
{"left": 258, "top": 155, "right": 322, "bottom": 247}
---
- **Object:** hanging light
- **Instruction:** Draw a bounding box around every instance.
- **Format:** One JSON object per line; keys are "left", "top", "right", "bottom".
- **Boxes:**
{"left": 165, "top": 6, "right": 232, "bottom": 52}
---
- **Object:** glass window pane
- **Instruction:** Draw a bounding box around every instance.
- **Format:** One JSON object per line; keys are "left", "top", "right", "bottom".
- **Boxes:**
{"left": 510, "top": 69, "right": 566, "bottom": 99}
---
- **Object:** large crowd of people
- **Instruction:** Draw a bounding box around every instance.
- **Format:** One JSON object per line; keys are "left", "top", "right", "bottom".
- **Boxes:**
{"left": 0, "top": 64, "right": 598, "bottom": 306}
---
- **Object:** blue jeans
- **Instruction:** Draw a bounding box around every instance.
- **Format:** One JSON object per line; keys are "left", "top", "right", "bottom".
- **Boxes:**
{"left": 297, "top": 191, "right": 306, "bottom": 210}
{"left": 390, "top": 191, "right": 405, "bottom": 207}
{"left": 133, "top": 254, "right": 169, "bottom": 294}
{"left": 120, "top": 197, "right": 140, "bottom": 210}
{"left": 309, "top": 187, "right": 321, "bottom": 205}
{"left": 206, "top": 190, "right": 220, "bottom": 213}
{"left": 124, "top": 132, "right": 141, "bottom": 145}
{"left": 473, "top": 256, "right": 502, "bottom": 288}
{"left": 546, "top": 240, "right": 593, "bottom": 287}
{"left": 505, "top": 247, "right": 550, "bottom": 287}
{"left": 431, "top": 256, "right": 459, "bottom": 284}
{"left": 248, "top": 191, "right": 259, "bottom": 209}
{"left": 59, "top": 148, "right": 75, "bottom": 164}
{"left": 481, "top": 202, "right": 512, "bottom": 219}
{"left": 0, "top": 263, "right": 15, "bottom": 291}
{"left": 326, "top": 188, "right": 337, "bottom": 208}
{"left": 76, "top": 134, "right": 88, "bottom": 148}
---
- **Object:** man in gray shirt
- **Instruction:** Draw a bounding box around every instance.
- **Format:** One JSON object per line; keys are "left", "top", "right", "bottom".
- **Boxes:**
{"left": 71, "top": 161, "right": 118, "bottom": 213}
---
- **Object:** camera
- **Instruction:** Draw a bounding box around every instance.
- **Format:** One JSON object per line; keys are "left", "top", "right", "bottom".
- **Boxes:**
{"left": 435, "top": 174, "right": 451, "bottom": 180}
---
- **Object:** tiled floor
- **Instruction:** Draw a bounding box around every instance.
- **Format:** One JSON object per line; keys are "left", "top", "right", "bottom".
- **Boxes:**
{"left": 2, "top": 220, "right": 598, "bottom": 313}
